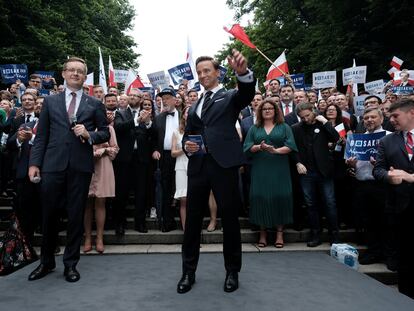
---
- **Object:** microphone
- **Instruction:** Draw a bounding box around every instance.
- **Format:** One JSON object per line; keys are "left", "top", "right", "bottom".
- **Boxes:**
{"left": 69, "top": 115, "right": 85, "bottom": 143}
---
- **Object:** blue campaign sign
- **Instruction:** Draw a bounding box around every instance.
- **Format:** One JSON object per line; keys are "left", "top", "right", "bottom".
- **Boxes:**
{"left": 0, "top": 64, "right": 28, "bottom": 83}
{"left": 168, "top": 63, "right": 194, "bottom": 85}
{"left": 192, "top": 81, "right": 201, "bottom": 92}
{"left": 35, "top": 71, "right": 55, "bottom": 79}
{"left": 345, "top": 131, "right": 386, "bottom": 161}
{"left": 392, "top": 86, "right": 414, "bottom": 95}
{"left": 39, "top": 89, "right": 50, "bottom": 96}
{"left": 139, "top": 87, "right": 155, "bottom": 100}
{"left": 218, "top": 66, "right": 227, "bottom": 83}
{"left": 291, "top": 73, "right": 305, "bottom": 89}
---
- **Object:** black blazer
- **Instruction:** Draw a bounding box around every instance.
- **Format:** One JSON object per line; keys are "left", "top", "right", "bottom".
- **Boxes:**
{"left": 240, "top": 115, "right": 254, "bottom": 142}
{"left": 183, "top": 78, "right": 256, "bottom": 175}
{"left": 284, "top": 111, "right": 299, "bottom": 127}
{"left": 373, "top": 132, "right": 414, "bottom": 213}
{"left": 30, "top": 92, "right": 109, "bottom": 173}
{"left": 240, "top": 106, "right": 252, "bottom": 120}
{"left": 114, "top": 108, "right": 152, "bottom": 163}
{"left": 355, "top": 116, "right": 395, "bottom": 133}
{"left": 152, "top": 111, "right": 171, "bottom": 153}
{"left": 291, "top": 121, "right": 340, "bottom": 178}
{"left": 7, "top": 120, "right": 36, "bottom": 179}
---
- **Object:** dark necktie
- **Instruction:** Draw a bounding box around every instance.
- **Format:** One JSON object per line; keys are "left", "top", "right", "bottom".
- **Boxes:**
{"left": 67, "top": 92, "right": 76, "bottom": 118}
{"left": 201, "top": 91, "right": 213, "bottom": 117}
{"left": 406, "top": 132, "right": 413, "bottom": 156}
{"left": 166, "top": 111, "right": 175, "bottom": 117}
{"left": 26, "top": 114, "right": 31, "bottom": 123}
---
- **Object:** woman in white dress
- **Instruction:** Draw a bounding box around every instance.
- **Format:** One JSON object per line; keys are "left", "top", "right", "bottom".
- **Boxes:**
{"left": 171, "top": 107, "right": 189, "bottom": 230}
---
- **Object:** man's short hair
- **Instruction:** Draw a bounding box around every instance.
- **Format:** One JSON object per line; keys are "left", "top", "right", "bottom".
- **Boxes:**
{"left": 63, "top": 57, "right": 87, "bottom": 74}
{"left": 93, "top": 85, "right": 103, "bottom": 89}
{"left": 29, "top": 74, "right": 41, "bottom": 80}
{"left": 280, "top": 84, "right": 294, "bottom": 92}
{"left": 295, "top": 102, "right": 314, "bottom": 115}
{"left": 104, "top": 93, "right": 117, "bottom": 100}
{"left": 389, "top": 97, "right": 414, "bottom": 113}
{"left": 21, "top": 92, "right": 37, "bottom": 101}
{"left": 363, "top": 107, "right": 383, "bottom": 118}
{"left": 269, "top": 78, "right": 280, "bottom": 85}
{"left": 364, "top": 95, "right": 382, "bottom": 105}
{"left": 195, "top": 56, "right": 220, "bottom": 70}
{"left": 187, "top": 89, "right": 198, "bottom": 96}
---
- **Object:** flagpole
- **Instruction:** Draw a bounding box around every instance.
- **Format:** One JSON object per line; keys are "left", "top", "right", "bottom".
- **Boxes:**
{"left": 255, "top": 48, "right": 287, "bottom": 76}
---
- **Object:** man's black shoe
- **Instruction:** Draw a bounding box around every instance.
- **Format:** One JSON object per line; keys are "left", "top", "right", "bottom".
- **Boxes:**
{"left": 224, "top": 271, "right": 239, "bottom": 292}
{"left": 385, "top": 257, "right": 398, "bottom": 272}
{"left": 358, "top": 253, "right": 382, "bottom": 265}
{"left": 134, "top": 223, "right": 148, "bottom": 233}
{"left": 115, "top": 225, "right": 125, "bottom": 236}
{"left": 162, "top": 222, "right": 177, "bottom": 233}
{"left": 177, "top": 273, "right": 195, "bottom": 294}
{"left": 64, "top": 267, "right": 80, "bottom": 283}
{"left": 28, "top": 264, "right": 55, "bottom": 281}
{"left": 307, "top": 237, "right": 322, "bottom": 247}
{"left": 330, "top": 231, "right": 341, "bottom": 245}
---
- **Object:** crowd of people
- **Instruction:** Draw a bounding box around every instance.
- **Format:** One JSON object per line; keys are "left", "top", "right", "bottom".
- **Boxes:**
{"left": 0, "top": 53, "right": 413, "bottom": 297}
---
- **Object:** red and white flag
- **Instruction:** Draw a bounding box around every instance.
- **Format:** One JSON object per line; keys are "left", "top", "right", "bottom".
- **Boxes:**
{"left": 98, "top": 47, "right": 107, "bottom": 94}
{"left": 390, "top": 56, "right": 403, "bottom": 70}
{"left": 266, "top": 51, "right": 289, "bottom": 81}
{"left": 124, "top": 69, "right": 144, "bottom": 95}
{"left": 387, "top": 67, "right": 398, "bottom": 78}
{"left": 223, "top": 24, "right": 256, "bottom": 49}
{"left": 108, "top": 55, "right": 117, "bottom": 87}
{"left": 85, "top": 72, "right": 94, "bottom": 96}
{"left": 335, "top": 123, "right": 346, "bottom": 138}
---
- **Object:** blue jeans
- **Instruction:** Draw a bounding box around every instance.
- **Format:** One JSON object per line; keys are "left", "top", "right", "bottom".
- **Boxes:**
{"left": 300, "top": 171, "right": 338, "bottom": 232}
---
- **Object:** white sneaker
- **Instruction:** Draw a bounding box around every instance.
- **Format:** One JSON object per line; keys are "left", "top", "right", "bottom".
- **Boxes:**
{"left": 150, "top": 207, "right": 157, "bottom": 219}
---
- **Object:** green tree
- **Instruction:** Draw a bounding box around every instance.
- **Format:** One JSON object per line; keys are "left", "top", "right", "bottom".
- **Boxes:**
{"left": 220, "top": 0, "right": 414, "bottom": 90}
{"left": 0, "top": 0, "right": 139, "bottom": 83}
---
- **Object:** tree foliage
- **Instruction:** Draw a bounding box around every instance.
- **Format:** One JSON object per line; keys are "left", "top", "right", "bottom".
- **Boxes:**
{"left": 0, "top": 0, "right": 139, "bottom": 78}
{"left": 219, "top": 0, "right": 414, "bottom": 90}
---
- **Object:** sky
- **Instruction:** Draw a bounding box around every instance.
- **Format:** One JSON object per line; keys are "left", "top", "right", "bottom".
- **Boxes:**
{"left": 128, "top": 0, "right": 246, "bottom": 80}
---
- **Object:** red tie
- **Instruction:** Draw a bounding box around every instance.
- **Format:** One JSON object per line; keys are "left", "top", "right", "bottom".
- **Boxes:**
{"left": 406, "top": 132, "right": 413, "bottom": 156}
{"left": 284, "top": 104, "right": 290, "bottom": 116}
{"left": 67, "top": 92, "right": 76, "bottom": 117}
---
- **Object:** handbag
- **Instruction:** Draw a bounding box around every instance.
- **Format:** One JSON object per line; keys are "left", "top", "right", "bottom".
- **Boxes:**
{"left": 0, "top": 214, "right": 38, "bottom": 275}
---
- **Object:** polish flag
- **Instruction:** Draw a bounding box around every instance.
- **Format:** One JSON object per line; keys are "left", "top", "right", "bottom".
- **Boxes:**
{"left": 85, "top": 72, "right": 94, "bottom": 96}
{"left": 124, "top": 69, "right": 144, "bottom": 95}
{"left": 335, "top": 123, "right": 346, "bottom": 138}
{"left": 98, "top": 47, "right": 107, "bottom": 94}
{"left": 387, "top": 67, "right": 398, "bottom": 78}
{"left": 266, "top": 51, "right": 289, "bottom": 81}
{"left": 390, "top": 56, "right": 403, "bottom": 70}
{"left": 108, "top": 56, "right": 117, "bottom": 87}
{"left": 223, "top": 24, "right": 256, "bottom": 49}
{"left": 186, "top": 35, "right": 197, "bottom": 88}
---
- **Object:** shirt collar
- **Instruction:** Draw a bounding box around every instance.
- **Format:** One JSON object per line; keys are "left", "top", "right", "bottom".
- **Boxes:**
{"left": 204, "top": 85, "right": 221, "bottom": 96}
{"left": 65, "top": 88, "right": 83, "bottom": 99}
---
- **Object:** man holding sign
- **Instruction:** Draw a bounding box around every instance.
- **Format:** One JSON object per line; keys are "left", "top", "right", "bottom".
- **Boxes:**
{"left": 373, "top": 98, "right": 414, "bottom": 299}
{"left": 177, "top": 49, "right": 255, "bottom": 294}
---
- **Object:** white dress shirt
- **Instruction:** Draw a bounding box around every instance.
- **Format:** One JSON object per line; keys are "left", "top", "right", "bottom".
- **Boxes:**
{"left": 164, "top": 109, "right": 179, "bottom": 150}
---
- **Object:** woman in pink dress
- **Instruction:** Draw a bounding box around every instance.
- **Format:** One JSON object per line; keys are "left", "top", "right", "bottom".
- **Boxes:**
{"left": 84, "top": 125, "right": 119, "bottom": 253}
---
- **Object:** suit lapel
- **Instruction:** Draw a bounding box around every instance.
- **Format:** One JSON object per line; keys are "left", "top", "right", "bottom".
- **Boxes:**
{"left": 202, "top": 88, "right": 225, "bottom": 118}
{"left": 57, "top": 92, "right": 70, "bottom": 124}
{"left": 76, "top": 94, "right": 89, "bottom": 120}
{"left": 398, "top": 132, "right": 411, "bottom": 161}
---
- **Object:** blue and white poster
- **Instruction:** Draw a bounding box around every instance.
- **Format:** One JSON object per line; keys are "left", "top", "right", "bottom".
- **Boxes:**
{"left": 168, "top": 63, "right": 194, "bottom": 85}
{"left": 218, "top": 66, "right": 227, "bottom": 83}
{"left": 139, "top": 86, "right": 155, "bottom": 100}
{"left": 35, "top": 71, "right": 54, "bottom": 79}
{"left": 0, "top": 64, "right": 28, "bottom": 83}
{"left": 345, "top": 131, "right": 386, "bottom": 161}
{"left": 278, "top": 73, "right": 305, "bottom": 89}
{"left": 392, "top": 86, "right": 414, "bottom": 95}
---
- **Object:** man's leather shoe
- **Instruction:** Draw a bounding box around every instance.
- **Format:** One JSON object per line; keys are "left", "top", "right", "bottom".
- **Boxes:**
{"left": 115, "top": 225, "right": 125, "bottom": 236}
{"left": 224, "top": 272, "right": 239, "bottom": 292}
{"left": 64, "top": 267, "right": 80, "bottom": 283}
{"left": 307, "top": 237, "right": 322, "bottom": 247}
{"left": 162, "top": 222, "right": 177, "bottom": 233}
{"left": 385, "top": 257, "right": 398, "bottom": 272}
{"left": 135, "top": 223, "right": 148, "bottom": 233}
{"left": 28, "top": 264, "right": 55, "bottom": 281}
{"left": 177, "top": 272, "right": 195, "bottom": 294}
{"left": 358, "top": 253, "right": 382, "bottom": 265}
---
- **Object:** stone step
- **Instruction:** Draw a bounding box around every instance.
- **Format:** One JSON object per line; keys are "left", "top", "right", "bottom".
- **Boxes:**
{"left": 25, "top": 228, "right": 358, "bottom": 246}
{"left": 34, "top": 243, "right": 397, "bottom": 285}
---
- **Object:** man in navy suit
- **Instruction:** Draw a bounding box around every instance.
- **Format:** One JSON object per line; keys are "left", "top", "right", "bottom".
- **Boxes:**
{"left": 373, "top": 97, "right": 414, "bottom": 298}
{"left": 28, "top": 57, "right": 109, "bottom": 283}
{"left": 177, "top": 49, "right": 255, "bottom": 294}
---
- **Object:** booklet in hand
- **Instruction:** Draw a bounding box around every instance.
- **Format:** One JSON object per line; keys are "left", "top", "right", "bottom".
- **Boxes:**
{"left": 188, "top": 135, "right": 207, "bottom": 155}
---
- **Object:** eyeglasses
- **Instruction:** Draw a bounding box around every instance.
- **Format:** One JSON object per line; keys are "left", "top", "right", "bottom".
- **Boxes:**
{"left": 65, "top": 68, "right": 85, "bottom": 75}
{"left": 262, "top": 108, "right": 275, "bottom": 111}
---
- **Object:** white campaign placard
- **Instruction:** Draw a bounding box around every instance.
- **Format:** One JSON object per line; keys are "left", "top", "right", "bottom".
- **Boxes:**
{"left": 364, "top": 79, "right": 385, "bottom": 94}
{"left": 147, "top": 71, "right": 169, "bottom": 89}
{"left": 114, "top": 69, "right": 129, "bottom": 83}
{"left": 342, "top": 66, "right": 367, "bottom": 85}
{"left": 353, "top": 95, "right": 368, "bottom": 117}
{"left": 312, "top": 71, "right": 337, "bottom": 89}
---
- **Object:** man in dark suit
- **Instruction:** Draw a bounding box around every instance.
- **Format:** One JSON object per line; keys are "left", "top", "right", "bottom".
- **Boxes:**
{"left": 240, "top": 92, "right": 262, "bottom": 141}
{"left": 292, "top": 103, "right": 340, "bottom": 247}
{"left": 177, "top": 49, "right": 255, "bottom": 294}
{"left": 373, "top": 97, "right": 414, "bottom": 298}
{"left": 151, "top": 87, "right": 180, "bottom": 232}
{"left": 279, "top": 84, "right": 295, "bottom": 117}
{"left": 113, "top": 89, "right": 152, "bottom": 234}
{"left": 28, "top": 57, "right": 109, "bottom": 283}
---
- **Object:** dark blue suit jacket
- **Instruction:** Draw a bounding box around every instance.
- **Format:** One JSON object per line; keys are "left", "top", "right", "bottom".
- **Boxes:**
{"left": 373, "top": 131, "right": 414, "bottom": 213}
{"left": 29, "top": 92, "right": 109, "bottom": 173}
{"left": 183, "top": 79, "right": 256, "bottom": 175}
{"left": 240, "top": 115, "right": 254, "bottom": 142}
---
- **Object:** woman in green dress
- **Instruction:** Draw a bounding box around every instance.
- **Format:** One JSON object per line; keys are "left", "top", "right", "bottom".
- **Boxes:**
{"left": 243, "top": 97, "right": 297, "bottom": 248}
